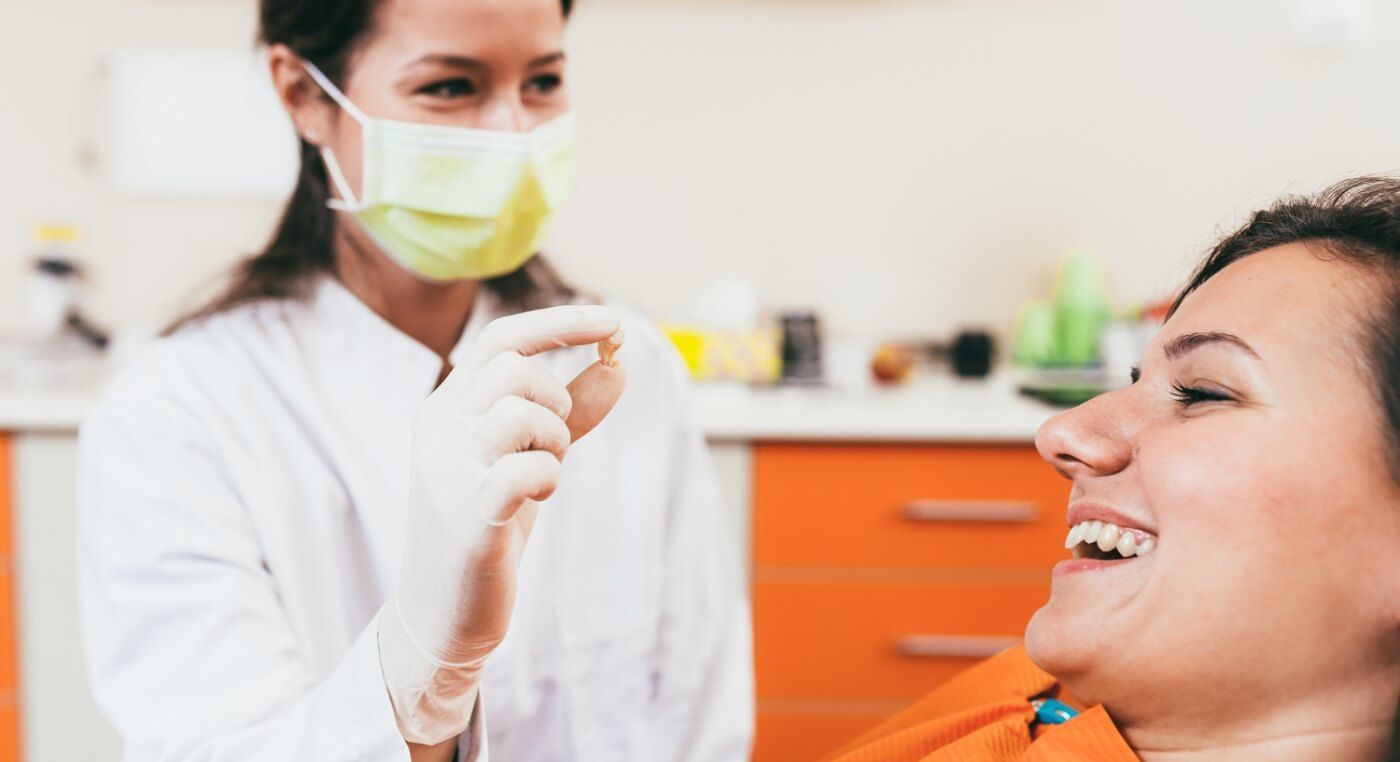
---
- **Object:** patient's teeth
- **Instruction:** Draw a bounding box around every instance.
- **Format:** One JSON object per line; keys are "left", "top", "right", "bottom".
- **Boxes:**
{"left": 1115, "top": 532, "right": 1138, "bottom": 558}
{"left": 1063, "top": 517, "right": 1156, "bottom": 559}
{"left": 1097, "top": 524, "right": 1121, "bottom": 552}
{"left": 1064, "top": 524, "right": 1085, "bottom": 549}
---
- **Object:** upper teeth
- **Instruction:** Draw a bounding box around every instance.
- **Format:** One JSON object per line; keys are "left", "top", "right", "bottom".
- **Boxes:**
{"left": 1064, "top": 520, "right": 1156, "bottom": 558}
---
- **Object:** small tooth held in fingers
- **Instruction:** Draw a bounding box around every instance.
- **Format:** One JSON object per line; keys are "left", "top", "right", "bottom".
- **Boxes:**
{"left": 1136, "top": 538, "right": 1156, "bottom": 557}
{"left": 597, "top": 331, "right": 625, "bottom": 368}
{"left": 1115, "top": 531, "right": 1138, "bottom": 558}
{"left": 1097, "top": 524, "right": 1121, "bottom": 552}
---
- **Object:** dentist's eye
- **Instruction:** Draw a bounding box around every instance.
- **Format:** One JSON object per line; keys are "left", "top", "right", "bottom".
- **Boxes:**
{"left": 526, "top": 73, "right": 562, "bottom": 95}
{"left": 1170, "top": 383, "right": 1234, "bottom": 407}
{"left": 419, "top": 78, "right": 476, "bottom": 99}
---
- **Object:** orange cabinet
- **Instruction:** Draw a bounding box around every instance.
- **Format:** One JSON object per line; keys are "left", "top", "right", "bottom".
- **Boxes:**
{"left": 754, "top": 445, "right": 1071, "bottom": 569}
{"left": 750, "top": 444, "right": 1068, "bottom": 761}
{"left": 0, "top": 436, "right": 17, "bottom": 761}
{"left": 754, "top": 712, "right": 890, "bottom": 762}
{"left": 753, "top": 578, "right": 1048, "bottom": 700}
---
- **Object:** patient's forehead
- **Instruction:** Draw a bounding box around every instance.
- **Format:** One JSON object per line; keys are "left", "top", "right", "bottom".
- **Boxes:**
{"left": 1167, "top": 242, "right": 1378, "bottom": 368}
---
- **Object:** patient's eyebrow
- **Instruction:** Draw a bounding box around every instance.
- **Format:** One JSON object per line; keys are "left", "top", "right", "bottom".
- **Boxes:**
{"left": 1162, "top": 332, "right": 1262, "bottom": 362}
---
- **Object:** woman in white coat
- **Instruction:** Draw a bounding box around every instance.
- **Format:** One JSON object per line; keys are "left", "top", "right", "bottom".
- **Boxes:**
{"left": 75, "top": 0, "right": 753, "bottom": 759}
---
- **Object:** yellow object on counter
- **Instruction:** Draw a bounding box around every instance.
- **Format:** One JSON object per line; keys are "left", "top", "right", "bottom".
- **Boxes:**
{"left": 33, "top": 224, "right": 81, "bottom": 244}
{"left": 661, "top": 325, "right": 782, "bottom": 383}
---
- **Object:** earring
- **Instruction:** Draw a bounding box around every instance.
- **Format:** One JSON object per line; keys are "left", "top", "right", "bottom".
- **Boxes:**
{"left": 304, "top": 127, "right": 320, "bottom": 142}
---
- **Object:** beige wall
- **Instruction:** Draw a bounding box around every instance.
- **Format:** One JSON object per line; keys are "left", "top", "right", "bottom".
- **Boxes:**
{"left": 4, "top": 0, "right": 1399, "bottom": 341}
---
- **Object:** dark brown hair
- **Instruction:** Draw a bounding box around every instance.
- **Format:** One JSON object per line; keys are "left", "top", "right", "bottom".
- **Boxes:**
{"left": 1172, "top": 176, "right": 1400, "bottom": 479}
{"left": 172, "top": 0, "right": 577, "bottom": 331}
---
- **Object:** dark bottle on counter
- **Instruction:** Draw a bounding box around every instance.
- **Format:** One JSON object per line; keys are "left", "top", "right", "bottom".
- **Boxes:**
{"left": 779, "top": 311, "right": 824, "bottom": 385}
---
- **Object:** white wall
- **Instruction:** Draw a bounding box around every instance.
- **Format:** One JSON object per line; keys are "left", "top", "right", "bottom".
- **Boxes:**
{"left": 4, "top": 0, "right": 1400, "bottom": 342}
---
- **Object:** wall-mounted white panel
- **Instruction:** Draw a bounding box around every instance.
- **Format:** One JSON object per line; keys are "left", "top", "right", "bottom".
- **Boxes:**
{"left": 1295, "top": 0, "right": 1374, "bottom": 50}
{"left": 103, "top": 49, "right": 298, "bottom": 201}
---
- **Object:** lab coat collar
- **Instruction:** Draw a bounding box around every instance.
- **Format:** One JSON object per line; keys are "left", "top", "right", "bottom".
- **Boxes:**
{"left": 447, "top": 286, "right": 499, "bottom": 370}
{"left": 305, "top": 275, "right": 501, "bottom": 400}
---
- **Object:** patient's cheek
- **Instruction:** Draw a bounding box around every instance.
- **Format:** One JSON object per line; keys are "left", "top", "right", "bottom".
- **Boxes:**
{"left": 1138, "top": 421, "right": 1315, "bottom": 577}
{"left": 1138, "top": 424, "right": 1275, "bottom": 529}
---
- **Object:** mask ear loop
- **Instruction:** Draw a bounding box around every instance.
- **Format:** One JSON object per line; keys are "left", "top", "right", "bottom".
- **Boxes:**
{"left": 301, "top": 61, "right": 371, "bottom": 212}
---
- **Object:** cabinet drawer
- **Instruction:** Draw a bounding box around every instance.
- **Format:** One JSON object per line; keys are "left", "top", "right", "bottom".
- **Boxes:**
{"left": 754, "top": 578, "right": 1046, "bottom": 700}
{"left": 754, "top": 444, "right": 1070, "bottom": 568}
{"left": 754, "top": 710, "right": 887, "bottom": 762}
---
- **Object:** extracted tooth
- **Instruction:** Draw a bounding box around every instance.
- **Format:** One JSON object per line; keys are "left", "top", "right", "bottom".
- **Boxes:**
{"left": 1115, "top": 531, "right": 1138, "bottom": 558}
{"left": 1097, "top": 523, "right": 1122, "bottom": 552}
{"left": 1064, "top": 524, "right": 1086, "bottom": 549}
{"left": 1080, "top": 521, "right": 1102, "bottom": 545}
{"left": 1136, "top": 538, "right": 1156, "bottom": 557}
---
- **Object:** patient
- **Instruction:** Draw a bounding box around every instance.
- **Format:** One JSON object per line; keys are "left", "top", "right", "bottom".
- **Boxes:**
{"left": 831, "top": 177, "right": 1400, "bottom": 761}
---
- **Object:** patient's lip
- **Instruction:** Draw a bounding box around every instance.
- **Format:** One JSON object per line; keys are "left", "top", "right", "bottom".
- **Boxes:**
{"left": 1066, "top": 502, "right": 1156, "bottom": 536}
{"left": 1053, "top": 557, "right": 1135, "bottom": 577}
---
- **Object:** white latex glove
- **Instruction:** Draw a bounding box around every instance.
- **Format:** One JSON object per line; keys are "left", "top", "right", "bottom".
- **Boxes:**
{"left": 379, "top": 305, "right": 628, "bottom": 746}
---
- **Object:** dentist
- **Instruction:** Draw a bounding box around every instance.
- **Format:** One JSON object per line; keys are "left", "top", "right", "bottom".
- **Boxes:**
{"left": 75, "top": 0, "right": 752, "bottom": 760}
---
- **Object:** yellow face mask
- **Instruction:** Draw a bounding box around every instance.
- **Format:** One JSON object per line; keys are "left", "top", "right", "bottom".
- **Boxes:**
{"left": 303, "top": 62, "right": 574, "bottom": 282}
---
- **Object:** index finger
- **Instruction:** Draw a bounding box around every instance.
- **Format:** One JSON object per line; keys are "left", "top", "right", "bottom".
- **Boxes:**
{"left": 464, "top": 305, "right": 621, "bottom": 372}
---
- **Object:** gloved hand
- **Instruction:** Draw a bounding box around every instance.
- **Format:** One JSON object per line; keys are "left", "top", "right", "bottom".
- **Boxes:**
{"left": 379, "top": 305, "right": 628, "bottom": 745}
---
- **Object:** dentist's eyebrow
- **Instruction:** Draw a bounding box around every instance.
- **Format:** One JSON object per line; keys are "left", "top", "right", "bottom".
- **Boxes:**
{"left": 406, "top": 53, "right": 489, "bottom": 70}
{"left": 527, "top": 52, "right": 566, "bottom": 68}
{"left": 1162, "top": 331, "right": 1262, "bottom": 362}
{"left": 405, "top": 52, "right": 565, "bottom": 70}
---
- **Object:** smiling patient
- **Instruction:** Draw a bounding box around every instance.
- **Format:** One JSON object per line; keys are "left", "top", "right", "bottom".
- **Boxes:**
{"left": 829, "top": 177, "right": 1400, "bottom": 762}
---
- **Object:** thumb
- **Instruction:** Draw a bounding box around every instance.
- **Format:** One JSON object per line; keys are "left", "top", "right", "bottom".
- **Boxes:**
{"left": 564, "top": 361, "right": 628, "bottom": 442}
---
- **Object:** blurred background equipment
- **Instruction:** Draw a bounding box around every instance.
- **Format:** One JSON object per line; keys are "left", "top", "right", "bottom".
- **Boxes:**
{"left": 662, "top": 280, "right": 784, "bottom": 384}
{"left": 948, "top": 331, "right": 995, "bottom": 379}
{"left": 26, "top": 224, "right": 83, "bottom": 338}
{"left": 869, "top": 342, "right": 915, "bottom": 386}
{"left": 1012, "top": 250, "right": 1164, "bottom": 406}
{"left": 26, "top": 224, "right": 108, "bottom": 351}
{"left": 778, "top": 312, "right": 824, "bottom": 385}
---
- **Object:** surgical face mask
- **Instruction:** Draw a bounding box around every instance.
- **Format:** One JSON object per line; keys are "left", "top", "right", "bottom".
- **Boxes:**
{"left": 302, "top": 62, "right": 574, "bottom": 282}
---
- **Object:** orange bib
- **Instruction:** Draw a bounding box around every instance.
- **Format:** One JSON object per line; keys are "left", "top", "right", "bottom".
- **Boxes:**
{"left": 826, "top": 647, "right": 1138, "bottom": 762}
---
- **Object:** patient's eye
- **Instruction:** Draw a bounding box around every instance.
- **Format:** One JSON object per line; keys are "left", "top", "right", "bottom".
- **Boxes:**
{"left": 1170, "top": 383, "right": 1234, "bottom": 407}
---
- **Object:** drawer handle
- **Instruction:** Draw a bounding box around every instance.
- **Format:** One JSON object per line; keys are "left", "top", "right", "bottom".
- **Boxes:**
{"left": 901, "top": 500, "right": 1039, "bottom": 523}
{"left": 897, "top": 634, "right": 1021, "bottom": 659}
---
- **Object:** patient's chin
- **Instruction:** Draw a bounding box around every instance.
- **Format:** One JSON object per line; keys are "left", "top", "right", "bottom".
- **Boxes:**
{"left": 1024, "top": 601, "right": 1145, "bottom": 713}
{"left": 1023, "top": 601, "right": 1097, "bottom": 683}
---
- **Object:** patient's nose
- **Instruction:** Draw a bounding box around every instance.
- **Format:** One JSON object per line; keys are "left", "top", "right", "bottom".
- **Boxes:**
{"left": 1035, "top": 389, "right": 1135, "bottom": 481}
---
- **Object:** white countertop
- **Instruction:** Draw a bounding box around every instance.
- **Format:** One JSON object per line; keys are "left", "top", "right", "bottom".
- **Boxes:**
{"left": 0, "top": 385, "right": 102, "bottom": 433}
{"left": 0, "top": 367, "right": 1059, "bottom": 442}
{"left": 694, "top": 373, "right": 1058, "bottom": 442}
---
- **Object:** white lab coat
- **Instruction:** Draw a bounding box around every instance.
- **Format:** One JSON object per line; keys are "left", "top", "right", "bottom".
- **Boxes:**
{"left": 76, "top": 276, "right": 754, "bottom": 761}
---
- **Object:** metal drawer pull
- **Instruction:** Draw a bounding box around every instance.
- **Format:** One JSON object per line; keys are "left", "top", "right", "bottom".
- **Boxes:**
{"left": 901, "top": 500, "right": 1039, "bottom": 523}
{"left": 897, "top": 634, "right": 1021, "bottom": 659}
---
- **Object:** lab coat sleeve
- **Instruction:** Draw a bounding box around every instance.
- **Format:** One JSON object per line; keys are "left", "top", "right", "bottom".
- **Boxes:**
{"left": 75, "top": 363, "right": 486, "bottom": 761}
{"left": 647, "top": 346, "right": 756, "bottom": 761}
